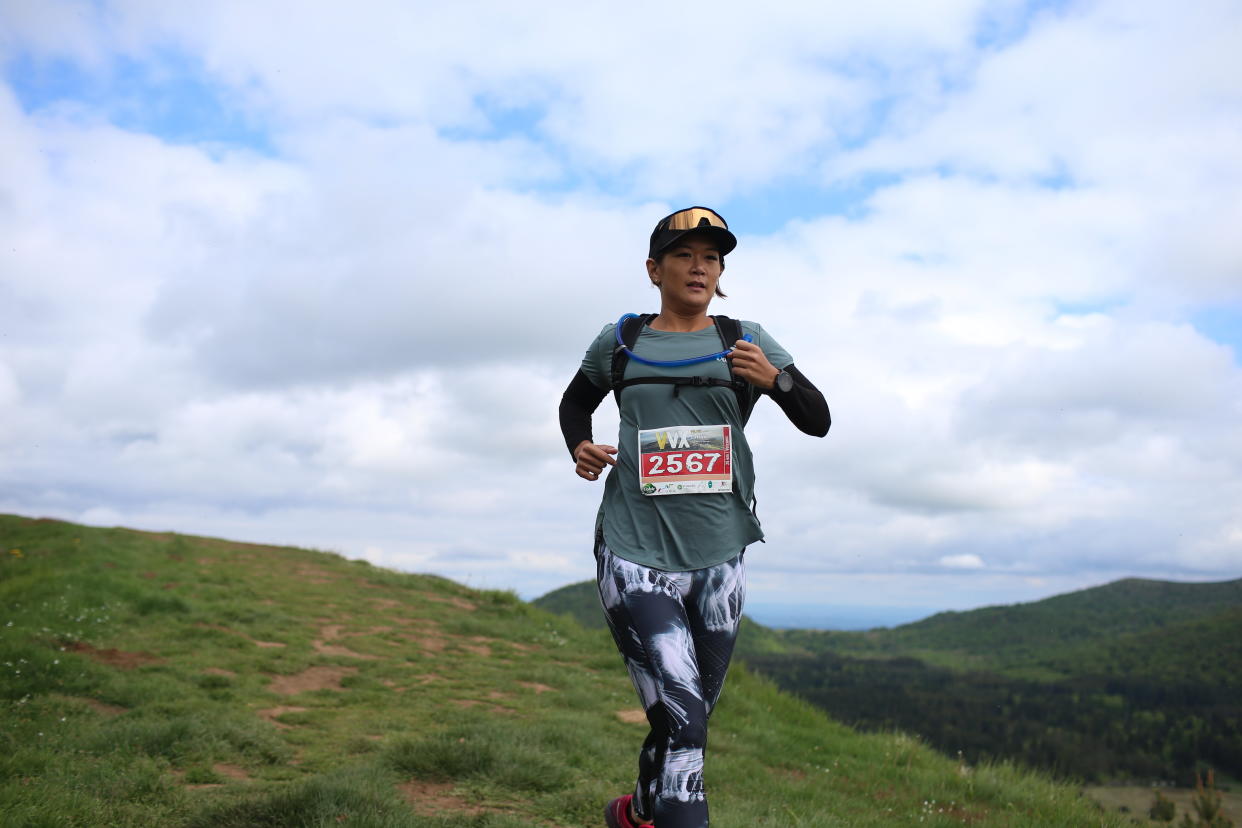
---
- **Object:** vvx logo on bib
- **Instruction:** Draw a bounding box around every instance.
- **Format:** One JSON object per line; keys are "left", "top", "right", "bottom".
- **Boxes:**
{"left": 637, "top": 424, "right": 732, "bottom": 496}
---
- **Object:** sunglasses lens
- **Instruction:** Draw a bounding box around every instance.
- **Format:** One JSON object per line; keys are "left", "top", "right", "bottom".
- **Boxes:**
{"left": 663, "top": 208, "right": 727, "bottom": 231}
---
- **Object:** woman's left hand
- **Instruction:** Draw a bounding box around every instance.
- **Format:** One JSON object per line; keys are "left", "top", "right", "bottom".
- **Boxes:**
{"left": 728, "top": 340, "right": 779, "bottom": 390}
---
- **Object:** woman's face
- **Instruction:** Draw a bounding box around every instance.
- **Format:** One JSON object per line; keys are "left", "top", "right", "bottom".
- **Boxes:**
{"left": 646, "top": 234, "right": 723, "bottom": 314}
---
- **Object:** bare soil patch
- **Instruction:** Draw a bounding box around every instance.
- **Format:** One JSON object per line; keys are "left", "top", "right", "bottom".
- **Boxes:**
{"left": 173, "top": 771, "right": 221, "bottom": 790}
{"left": 398, "top": 779, "right": 487, "bottom": 816}
{"left": 171, "top": 763, "right": 248, "bottom": 789}
{"left": 312, "top": 623, "right": 393, "bottom": 659}
{"left": 293, "top": 564, "right": 338, "bottom": 584}
{"left": 203, "top": 667, "right": 236, "bottom": 677}
{"left": 195, "top": 621, "right": 286, "bottom": 648}
{"left": 518, "top": 681, "right": 556, "bottom": 694}
{"left": 267, "top": 665, "right": 357, "bottom": 695}
{"left": 451, "top": 698, "right": 516, "bottom": 714}
{"left": 400, "top": 627, "right": 448, "bottom": 653}
{"left": 359, "top": 625, "right": 394, "bottom": 636}
{"left": 66, "top": 641, "right": 161, "bottom": 670}
{"left": 213, "top": 763, "right": 249, "bottom": 781}
{"left": 313, "top": 640, "right": 378, "bottom": 659}
{"left": 616, "top": 708, "right": 647, "bottom": 724}
{"left": 257, "top": 705, "right": 308, "bottom": 719}
{"left": 257, "top": 705, "right": 308, "bottom": 729}
{"left": 423, "top": 593, "right": 477, "bottom": 611}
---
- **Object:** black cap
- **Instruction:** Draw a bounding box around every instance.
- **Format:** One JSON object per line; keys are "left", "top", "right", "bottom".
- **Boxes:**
{"left": 648, "top": 206, "right": 737, "bottom": 259}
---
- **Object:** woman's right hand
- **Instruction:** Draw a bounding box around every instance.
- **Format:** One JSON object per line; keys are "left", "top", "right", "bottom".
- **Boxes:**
{"left": 574, "top": 441, "right": 617, "bottom": 481}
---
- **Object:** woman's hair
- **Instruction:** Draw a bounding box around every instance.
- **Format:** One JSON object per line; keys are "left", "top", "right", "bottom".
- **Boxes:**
{"left": 652, "top": 250, "right": 728, "bottom": 298}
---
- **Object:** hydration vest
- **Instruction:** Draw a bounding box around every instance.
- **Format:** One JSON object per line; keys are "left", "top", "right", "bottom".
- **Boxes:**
{"left": 609, "top": 313, "right": 757, "bottom": 424}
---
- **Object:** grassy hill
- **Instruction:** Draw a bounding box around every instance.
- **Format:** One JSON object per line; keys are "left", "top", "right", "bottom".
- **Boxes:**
{"left": 0, "top": 514, "right": 1128, "bottom": 827}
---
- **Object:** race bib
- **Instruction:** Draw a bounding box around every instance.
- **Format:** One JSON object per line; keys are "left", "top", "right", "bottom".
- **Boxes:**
{"left": 637, "top": 424, "right": 732, "bottom": 496}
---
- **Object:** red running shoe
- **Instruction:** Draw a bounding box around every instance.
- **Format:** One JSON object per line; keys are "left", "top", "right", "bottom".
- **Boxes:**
{"left": 604, "top": 794, "right": 653, "bottom": 828}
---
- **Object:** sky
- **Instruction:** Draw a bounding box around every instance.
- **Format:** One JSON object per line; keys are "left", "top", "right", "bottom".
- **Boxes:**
{"left": 2, "top": 0, "right": 1240, "bottom": 628}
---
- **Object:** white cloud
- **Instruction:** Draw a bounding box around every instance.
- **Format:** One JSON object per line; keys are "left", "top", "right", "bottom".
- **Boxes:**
{"left": 829, "top": 1, "right": 1242, "bottom": 304}
{"left": 2, "top": 0, "right": 1240, "bottom": 615}
{"left": 5, "top": 0, "right": 1007, "bottom": 199}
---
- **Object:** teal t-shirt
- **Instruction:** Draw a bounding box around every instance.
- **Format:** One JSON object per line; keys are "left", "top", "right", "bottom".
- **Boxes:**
{"left": 580, "top": 319, "right": 793, "bottom": 571}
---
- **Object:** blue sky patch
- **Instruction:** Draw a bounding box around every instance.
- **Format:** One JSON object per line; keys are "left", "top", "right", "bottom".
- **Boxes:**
{"left": 438, "top": 91, "right": 547, "bottom": 143}
{"left": 720, "top": 171, "right": 902, "bottom": 235}
{"left": 1192, "top": 305, "right": 1242, "bottom": 363}
{"left": 974, "top": 0, "right": 1076, "bottom": 52}
{"left": 6, "top": 50, "right": 273, "bottom": 154}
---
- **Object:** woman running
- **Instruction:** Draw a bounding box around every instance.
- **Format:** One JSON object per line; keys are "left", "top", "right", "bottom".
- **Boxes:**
{"left": 558, "top": 206, "right": 831, "bottom": 828}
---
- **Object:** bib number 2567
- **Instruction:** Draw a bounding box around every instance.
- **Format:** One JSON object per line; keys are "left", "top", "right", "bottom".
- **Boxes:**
{"left": 637, "top": 424, "right": 732, "bottom": 496}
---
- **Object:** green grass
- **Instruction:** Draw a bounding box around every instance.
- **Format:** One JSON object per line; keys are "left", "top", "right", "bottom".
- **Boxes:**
{"left": 0, "top": 514, "right": 1127, "bottom": 826}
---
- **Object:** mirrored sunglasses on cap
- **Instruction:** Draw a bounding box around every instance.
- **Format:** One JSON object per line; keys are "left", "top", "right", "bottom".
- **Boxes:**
{"left": 658, "top": 206, "right": 729, "bottom": 232}
{"left": 649, "top": 206, "right": 737, "bottom": 258}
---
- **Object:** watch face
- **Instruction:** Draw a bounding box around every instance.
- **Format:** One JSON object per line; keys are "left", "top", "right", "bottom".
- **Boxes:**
{"left": 776, "top": 370, "right": 794, "bottom": 393}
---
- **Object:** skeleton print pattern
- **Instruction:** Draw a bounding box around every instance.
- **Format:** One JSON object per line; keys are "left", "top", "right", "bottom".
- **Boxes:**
{"left": 662, "top": 747, "right": 707, "bottom": 803}
{"left": 596, "top": 542, "right": 746, "bottom": 828}
{"left": 599, "top": 554, "right": 691, "bottom": 605}
{"left": 647, "top": 623, "right": 699, "bottom": 730}
{"left": 696, "top": 556, "right": 746, "bottom": 633}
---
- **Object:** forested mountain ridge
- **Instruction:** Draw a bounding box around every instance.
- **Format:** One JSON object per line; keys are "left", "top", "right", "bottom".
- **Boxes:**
{"left": 1036, "top": 605, "right": 1242, "bottom": 687}
{"left": 794, "top": 577, "right": 1242, "bottom": 673}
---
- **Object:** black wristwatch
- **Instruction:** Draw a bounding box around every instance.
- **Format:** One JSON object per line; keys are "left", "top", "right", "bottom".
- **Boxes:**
{"left": 773, "top": 369, "right": 794, "bottom": 393}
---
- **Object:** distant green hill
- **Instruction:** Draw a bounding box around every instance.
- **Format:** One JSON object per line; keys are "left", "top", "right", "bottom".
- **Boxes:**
{"left": 534, "top": 575, "right": 1242, "bottom": 785}
{"left": 531, "top": 579, "right": 606, "bottom": 629}
{"left": 1, "top": 514, "right": 1129, "bottom": 826}
{"left": 800, "top": 576, "right": 1242, "bottom": 673}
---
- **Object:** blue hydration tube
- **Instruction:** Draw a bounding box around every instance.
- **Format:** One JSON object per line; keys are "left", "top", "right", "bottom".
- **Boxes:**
{"left": 614, "top": 313, "right": 752, "bottom": 367}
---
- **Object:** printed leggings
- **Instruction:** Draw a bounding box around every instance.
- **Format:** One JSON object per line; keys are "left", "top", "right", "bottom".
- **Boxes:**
{"left": 595, "top": 540, "right": 746, "bottom": 828}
